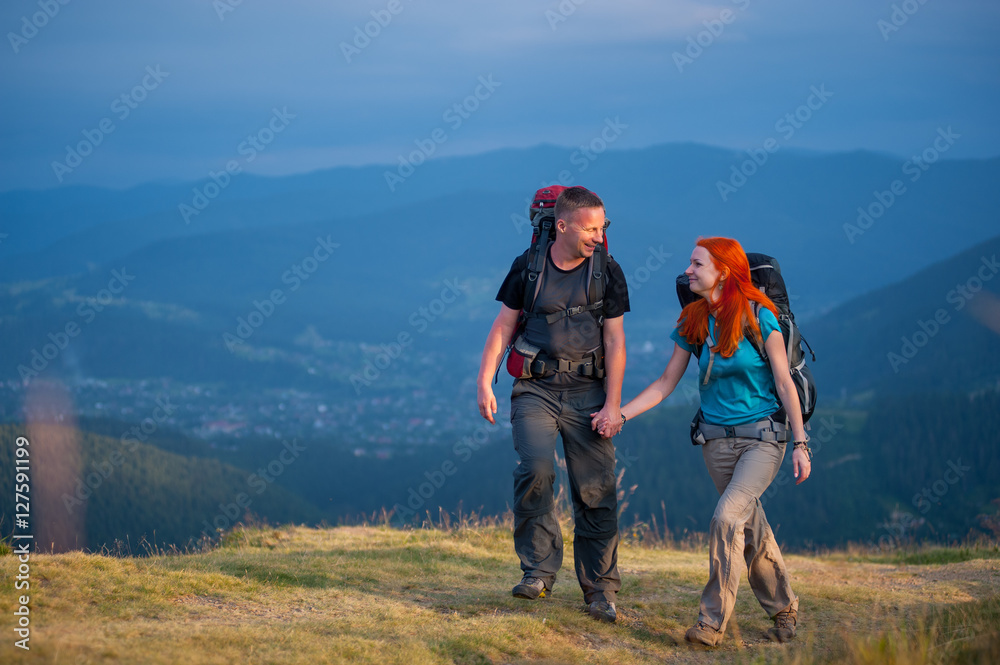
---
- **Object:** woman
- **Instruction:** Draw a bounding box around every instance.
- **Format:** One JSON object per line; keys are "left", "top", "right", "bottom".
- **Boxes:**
{"left": 595, "top": 236, "right": 812, "bottom": 646}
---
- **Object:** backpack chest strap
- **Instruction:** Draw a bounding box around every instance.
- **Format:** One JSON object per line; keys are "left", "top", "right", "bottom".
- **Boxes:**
{"left": 524, "top": 301, "right": 604, "bottom": 325}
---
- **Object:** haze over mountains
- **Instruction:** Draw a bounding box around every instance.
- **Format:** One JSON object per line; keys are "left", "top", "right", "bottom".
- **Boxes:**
{"left": 2, "top": 142, "right": 998, "bottom": 392}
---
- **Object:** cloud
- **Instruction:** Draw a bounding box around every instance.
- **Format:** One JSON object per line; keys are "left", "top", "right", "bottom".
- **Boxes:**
{"left": 0, "top": 0, "right": 997, "bottom": 190}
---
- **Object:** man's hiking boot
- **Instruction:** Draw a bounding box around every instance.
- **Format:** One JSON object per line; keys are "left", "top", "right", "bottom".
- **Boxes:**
{"left": 767, "top": 608, "right": 797, "bottom": 643}
{"left": 685, "top": 621, "right": 724, "bottom": 646}
{"left": 588, "top": 600, "right": 617, "bottom": 623}
{"left": 511, "top": 576, "right": 547, "bottom": 599}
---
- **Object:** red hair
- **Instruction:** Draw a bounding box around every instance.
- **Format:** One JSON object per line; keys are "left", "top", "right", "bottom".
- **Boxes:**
{"left": 676, "top": 237, "right": 779, "bottom": 358}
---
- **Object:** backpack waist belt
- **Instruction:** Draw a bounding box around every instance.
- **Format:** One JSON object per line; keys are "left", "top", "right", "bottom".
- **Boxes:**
{"left": 530, "top": 352, "right": 605, "bottom": 379}
{"left": 697, "top": 417, "right": 790, "bottom": 443}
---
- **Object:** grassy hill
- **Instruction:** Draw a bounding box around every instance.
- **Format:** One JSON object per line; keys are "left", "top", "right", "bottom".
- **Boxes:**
{"left": 1, "top": 524, "right": 997, "bottom": 664}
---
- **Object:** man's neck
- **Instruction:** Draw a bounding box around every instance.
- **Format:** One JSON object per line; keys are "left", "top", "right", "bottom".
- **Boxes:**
{"left": 549, "top": 242, "right": 587, "bottom": 271}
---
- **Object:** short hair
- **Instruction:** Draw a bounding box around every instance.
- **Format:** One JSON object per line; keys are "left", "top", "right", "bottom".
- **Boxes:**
{"left": 554, "top": 186, "right": 604, "bottom": 221}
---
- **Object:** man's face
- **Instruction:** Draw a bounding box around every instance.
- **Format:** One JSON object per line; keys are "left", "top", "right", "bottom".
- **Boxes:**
{"left": 558, "top": 207, "right": 606, "bottom": 260}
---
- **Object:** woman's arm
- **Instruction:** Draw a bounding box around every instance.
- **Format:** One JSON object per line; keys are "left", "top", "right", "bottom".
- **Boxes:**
{"left": 764, "top": 329, "right": 812, "bottom": 483}
{"left": 592, "top": 342, "right": 692, "bottom": 438}
{"left": 613, "top": 342, "right": 692, "bottom": 424}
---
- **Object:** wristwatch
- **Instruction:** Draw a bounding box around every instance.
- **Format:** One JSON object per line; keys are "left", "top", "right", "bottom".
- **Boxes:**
{"left": 793, "top": 440, "right": 813, "bottom": 460}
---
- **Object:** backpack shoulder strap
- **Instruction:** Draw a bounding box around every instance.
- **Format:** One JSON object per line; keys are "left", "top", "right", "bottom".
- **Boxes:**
{"left": 588, "top": 244, "right": 608, "bottom": 325}
{"left": 748, "top": 302, "right": 767, "bottom": 361}
{"left": 524, "top": 241, "right": 610, "bottom": 326}
{"left": 522, "top": 217, "right": 554, "bottom": 313}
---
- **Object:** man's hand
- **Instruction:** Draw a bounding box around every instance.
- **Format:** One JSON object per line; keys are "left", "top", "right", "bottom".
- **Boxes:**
{"left": 590, "top": 403, "right": 622, "bottom": 439}
{"left": 478, "top": 383, "right": 498, "bottom": 424}
{"left": 792, "top": 446, "right": 812, "bottom": 484}
{"left": 476, "top": 305, "right": 519, "bottom": 424}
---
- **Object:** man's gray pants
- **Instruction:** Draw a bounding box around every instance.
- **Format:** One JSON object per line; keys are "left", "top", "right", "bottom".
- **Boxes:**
{"left": 699, "top": 436, "right": 798, "bottom": 632}
{"left": 509, "top": 379, "right": 621, "bottom": 604}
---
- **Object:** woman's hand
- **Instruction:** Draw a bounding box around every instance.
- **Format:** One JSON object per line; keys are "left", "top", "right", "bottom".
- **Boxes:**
{"left": 606, "top": 343, "right": 691, "bottom": 435}
{"left": 590, "top": 408, "right": 623, "bottom": 438}
{"left": 792, "top": 445, "right": 811, "bottom": 484}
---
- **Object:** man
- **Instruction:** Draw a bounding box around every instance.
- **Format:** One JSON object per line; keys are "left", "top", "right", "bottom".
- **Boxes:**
{"left": 476, "top": 186, "right": 629, "bottom": 623}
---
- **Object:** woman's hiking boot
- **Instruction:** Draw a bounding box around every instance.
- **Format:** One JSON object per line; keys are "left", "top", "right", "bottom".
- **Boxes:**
{"left": 767, "top": 608, "right": 797, "bottom": 643}
{"left": 685, "top": 621, "right": 724, "bottom": 646}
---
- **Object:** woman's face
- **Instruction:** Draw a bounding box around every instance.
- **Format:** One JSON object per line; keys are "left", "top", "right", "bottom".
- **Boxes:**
{"left": 685, "top": 246, "right": 722, "bottom": 299}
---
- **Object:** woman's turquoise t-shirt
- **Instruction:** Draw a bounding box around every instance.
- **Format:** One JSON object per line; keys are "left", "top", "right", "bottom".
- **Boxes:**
{"left": 670, "top": 308, "right": 781, "bottom": 426}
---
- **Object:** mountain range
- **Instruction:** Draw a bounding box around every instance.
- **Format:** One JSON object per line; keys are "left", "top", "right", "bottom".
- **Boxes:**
{"left": 2, "top": 142, "right": 999, "bottom": 400}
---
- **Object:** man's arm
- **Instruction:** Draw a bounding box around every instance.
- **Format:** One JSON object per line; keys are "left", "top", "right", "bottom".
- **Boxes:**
{"left": 589, "top": 315, "right": 626, "bottom": 434}
{"left": 477, "top": 304, "right": 521, "bottom": 424}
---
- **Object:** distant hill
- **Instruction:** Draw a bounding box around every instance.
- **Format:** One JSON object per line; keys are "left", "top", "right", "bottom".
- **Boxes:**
{"left": 805, "top": 234, "right": 1000, "bottom": 399}
{"left": 2, "top": 191, "right": 999, "bottom": 396}
{"left": 0, "top": 424, "right": 323, "bottom": 551}
{"left": 2, "top": 142, "right": 998, "bottom": 319}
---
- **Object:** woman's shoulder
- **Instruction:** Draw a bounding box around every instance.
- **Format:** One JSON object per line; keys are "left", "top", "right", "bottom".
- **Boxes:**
{"left": 757, "top": 305, "right": 779, "bottom": 324}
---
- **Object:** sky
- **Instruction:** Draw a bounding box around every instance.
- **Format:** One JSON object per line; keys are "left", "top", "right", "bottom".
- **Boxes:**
{"left": 1, "top": 0, "right": 998, "bottom": 191}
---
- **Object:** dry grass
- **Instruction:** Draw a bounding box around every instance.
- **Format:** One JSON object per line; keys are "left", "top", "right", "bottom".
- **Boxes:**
{"left": 1, "top": 524, "right": 998, "bottom": 664}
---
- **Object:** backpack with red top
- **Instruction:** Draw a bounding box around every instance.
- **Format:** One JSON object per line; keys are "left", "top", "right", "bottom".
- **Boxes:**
{"left": 502, "top": 185, "right": 610, "bottom": 380}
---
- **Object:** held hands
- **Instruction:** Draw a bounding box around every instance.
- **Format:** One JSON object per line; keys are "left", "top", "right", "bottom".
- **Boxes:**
{"left": 792, "top": 445, "right": 812, "bottom": 484}
{"left": 590, "top": 405, "right": 622, "bottom": 439}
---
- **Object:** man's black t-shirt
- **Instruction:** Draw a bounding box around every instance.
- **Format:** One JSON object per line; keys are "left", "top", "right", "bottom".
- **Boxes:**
{"left": 496, "top": 248, "right": 630, "bottom": 389}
